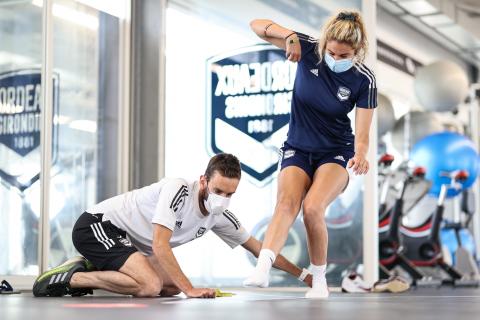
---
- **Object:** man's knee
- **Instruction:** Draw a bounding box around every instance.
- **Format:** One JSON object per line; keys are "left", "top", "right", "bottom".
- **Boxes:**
{"left": 160, "top": 286, "right": 181, "bottom": 297}
{"left": 121, "top": 253, "right": 163, "bottom": 297}
{"left": 134, "top": 277, "right": 162, "bottom": 297}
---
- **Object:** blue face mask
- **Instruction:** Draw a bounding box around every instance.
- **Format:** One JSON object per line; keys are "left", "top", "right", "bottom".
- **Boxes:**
{"left": 324, "top": 53, "right": 353, "bottom": 73}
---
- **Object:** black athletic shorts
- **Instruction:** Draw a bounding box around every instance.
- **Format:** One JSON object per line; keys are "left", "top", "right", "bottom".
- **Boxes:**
{"left": 72, "top": 212, "right": 137, "bottom": 271}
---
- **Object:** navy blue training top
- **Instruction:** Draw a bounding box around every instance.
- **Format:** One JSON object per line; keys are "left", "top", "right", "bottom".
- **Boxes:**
{"left": 286, "top": 32, "right": 377, "bottom": 153}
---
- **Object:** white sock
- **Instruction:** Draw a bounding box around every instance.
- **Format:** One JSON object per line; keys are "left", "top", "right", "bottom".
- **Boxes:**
{"left": 310, "top": 264, "right": 327, "bottom": 289}
{"left": 305, "top": 264, "right": 329, "bottom": 298}
{"left": 243, "top": 249, "right": 276, "bottom": 288}
{"left": 257, "top": 249, "right": 276, "bottom": 272}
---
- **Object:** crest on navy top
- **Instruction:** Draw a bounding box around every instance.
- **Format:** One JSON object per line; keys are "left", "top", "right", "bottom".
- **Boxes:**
{"left": 337, "top": 86, "right": 351, "bottom": 101}
{"left": 0, "top": 69, "right": 59, "bottom": 191}
{"left": 206, "top": 45, "right": 297, "bottom": 185}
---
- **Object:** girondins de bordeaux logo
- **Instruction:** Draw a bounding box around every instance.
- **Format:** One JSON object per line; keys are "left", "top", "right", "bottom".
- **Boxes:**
{"left": 0, "top": 69, "right": 59, "bottom": 191}
{"left": 206, "top": 45, "right": 297, "bottom": 185}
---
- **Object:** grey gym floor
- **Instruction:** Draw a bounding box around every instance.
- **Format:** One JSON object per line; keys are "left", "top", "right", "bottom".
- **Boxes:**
{"left": 2, "top": 287, "right": 480, "bottom": 320}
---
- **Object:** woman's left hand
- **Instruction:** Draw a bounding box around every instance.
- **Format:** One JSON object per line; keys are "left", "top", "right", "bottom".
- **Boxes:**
{"left": 285, "top": 34, "right": 301, "bottom": 62}
{"left": 347, "top": 153, "right": 369, "bottom": 175}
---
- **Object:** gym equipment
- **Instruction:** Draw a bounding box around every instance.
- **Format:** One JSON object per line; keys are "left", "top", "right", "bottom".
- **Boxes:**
{"left": 391, "top": 111, "right": 443, "bottom": 155}
{"left": 400, "top": 170, "right": 479, "bottom": 287}
{"left": 414, "top": 60, "right": 469, "bottom": 112}
{"left": 441, "top": 189, "right": 480, "bottom": 279}
{"left": 378, "top": 154, "right": 434, "bottom": 285}
{"left": 377, "top": 93, "right": 396, "bottom": 137}
{"left": 411, "top": 132, "right": 479, "bottom": 197}
{"left": 378, "top": 153, "right": 395, "bottom": 218}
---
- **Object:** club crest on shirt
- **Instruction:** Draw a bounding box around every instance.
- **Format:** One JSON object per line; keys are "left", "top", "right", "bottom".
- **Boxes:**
{"left": 337, "top": 86, "right": 351, "bottom": 101}
{"left": 195, "top": 227, "right": 207, "bottom": 238}
{"left": 175, "top": 221, "right": 183, "bottom": 229}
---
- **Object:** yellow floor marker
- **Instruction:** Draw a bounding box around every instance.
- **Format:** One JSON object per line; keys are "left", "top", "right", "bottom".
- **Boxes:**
{"left": 215, "top": 289, "right": 235, "bottom": 297}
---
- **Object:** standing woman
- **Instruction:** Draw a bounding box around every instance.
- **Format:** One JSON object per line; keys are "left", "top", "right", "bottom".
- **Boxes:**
{"left": 244, "top": 11, "right": 377, "bottom": 298}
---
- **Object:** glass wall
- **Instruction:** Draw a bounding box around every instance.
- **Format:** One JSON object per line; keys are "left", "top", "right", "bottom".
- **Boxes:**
{"left": 165, "top": 0, "right": 363, "bottom": 286}
{"left": 0, "top": 0, "right": 43, "bottom": 276}
{"left": 0, "top": 0, "right": 129, "bottom": 276}
{"left": 45, "top": 0, "right": 127, "bottom": 268}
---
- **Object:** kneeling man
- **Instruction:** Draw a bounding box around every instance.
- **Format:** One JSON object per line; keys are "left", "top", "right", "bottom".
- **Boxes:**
{"left": 33, "top": 153, "right": 312, "bottom": 298}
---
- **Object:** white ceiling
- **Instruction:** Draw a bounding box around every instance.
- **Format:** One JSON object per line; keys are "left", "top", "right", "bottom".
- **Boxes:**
{"left": 378, "top": 0, "right": 480, "bottom": 64}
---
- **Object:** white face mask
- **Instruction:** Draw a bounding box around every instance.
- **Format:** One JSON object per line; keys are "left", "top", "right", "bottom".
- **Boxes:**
{"left": 204, "top": 188, "right": 230, "bottom": 215}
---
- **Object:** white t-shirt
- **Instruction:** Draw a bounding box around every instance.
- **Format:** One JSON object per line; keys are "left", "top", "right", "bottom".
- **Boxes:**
{"left": 86, "top": 178, "right": 251, "bottom": 255}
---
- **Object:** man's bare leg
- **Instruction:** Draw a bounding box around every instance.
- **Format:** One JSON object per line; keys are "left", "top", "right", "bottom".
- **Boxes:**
{"left": 70, "top": 252, "right": 162, "bottom": 297}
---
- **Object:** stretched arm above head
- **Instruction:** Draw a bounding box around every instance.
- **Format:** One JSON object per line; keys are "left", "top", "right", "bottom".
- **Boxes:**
{"left": 250, "top": 19, "right": 301, "bottom": 62}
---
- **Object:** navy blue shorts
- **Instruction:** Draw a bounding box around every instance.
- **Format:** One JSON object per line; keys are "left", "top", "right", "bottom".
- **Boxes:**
{"left": 279, "top": 142, "right": 354, "bottom": 180}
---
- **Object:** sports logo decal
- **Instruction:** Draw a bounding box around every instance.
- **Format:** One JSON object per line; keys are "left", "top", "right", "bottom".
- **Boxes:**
{"left": 119, "top": 237, "right": 132, "bottom": 247}
{"left": 283, "top": 149, "right": 296, "bottom": 160}
{"left": 207, "top": 45, "right": 297, "bottom": 185}
{"left": 0, "top": 69, "right": 59, "bottom": 191}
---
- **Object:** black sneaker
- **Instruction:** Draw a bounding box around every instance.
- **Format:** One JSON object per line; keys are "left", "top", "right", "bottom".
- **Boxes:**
{"left": 69, "top": 257, "right": 97, "bottom": 297}
{"left": 33, "top": 256, "right": 93, "bottom": 297}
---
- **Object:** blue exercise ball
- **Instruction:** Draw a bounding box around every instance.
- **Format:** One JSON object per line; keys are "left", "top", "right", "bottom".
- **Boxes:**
{"left": 411, "top": 132, "right": 479, "bottom": 197}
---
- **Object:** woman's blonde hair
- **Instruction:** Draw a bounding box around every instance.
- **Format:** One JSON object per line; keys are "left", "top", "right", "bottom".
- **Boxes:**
{"left": 317, "top": 10, "right": 368, "bottom": 63}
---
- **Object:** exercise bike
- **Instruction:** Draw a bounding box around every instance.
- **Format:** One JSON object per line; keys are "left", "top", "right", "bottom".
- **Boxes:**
{"left": 400, "top": 170, "right": 479, "bottom": 287}
{"left": 441, "top": 189, "right": 480, "bottom": 279}
{"left": 378, "top": 155, "right": 435, "bottom": 285}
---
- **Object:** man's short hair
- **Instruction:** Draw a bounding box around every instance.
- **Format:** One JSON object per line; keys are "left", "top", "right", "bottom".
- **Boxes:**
{"left": 204, "top": 153, "right": 241, "bottom": 181}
